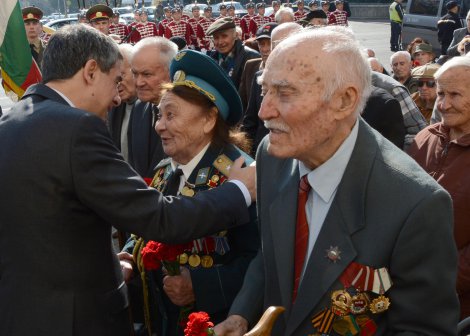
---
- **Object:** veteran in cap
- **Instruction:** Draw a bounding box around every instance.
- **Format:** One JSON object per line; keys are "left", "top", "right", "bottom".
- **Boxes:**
{"left": 412, "top": 43, "right": 435, "bottom": 66}
{"left": 206, "top": 17, "right": 260, "bottom": 89}
{"left": 120, "top": 50, "right": 259, "bottom": 336}
{"left": 301, "top": 8, "right": 328, "bottom": 26}
{"left": 410, "top": 63, "right": 440, "bottom": 123}
{"left": 86, "top": 4, "right": 113, "bottom": 35}
{"left": 22, "top": 6, "right": 46, "bottom": 68}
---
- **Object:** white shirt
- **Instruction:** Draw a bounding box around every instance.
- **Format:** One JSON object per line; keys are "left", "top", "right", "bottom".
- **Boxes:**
{"left": 298, "top": 120, "right": 359, "bottom": 278}
{"left": 50, "top": 87, "right": 75, "bottom": 107}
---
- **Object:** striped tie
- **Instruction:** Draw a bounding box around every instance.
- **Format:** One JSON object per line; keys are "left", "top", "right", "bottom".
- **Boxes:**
{"left": 293, "top": 174, "right": 311, "bottom": 302}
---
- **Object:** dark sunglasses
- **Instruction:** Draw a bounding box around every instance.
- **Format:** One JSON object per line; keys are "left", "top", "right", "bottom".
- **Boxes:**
{"left": 417, "top": 80, "right": 436, "bottom": 88}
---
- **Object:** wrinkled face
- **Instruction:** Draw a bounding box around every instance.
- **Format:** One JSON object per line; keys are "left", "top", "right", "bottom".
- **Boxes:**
{"left": 417, "top": 78, "right": 437, "bottom": 101}
{"left": 258, "top": 45, "right": 338, "bottom": 164}
{"left": 91, "top": 19, "right": 110, "bottom": 34}
{"left": 24, "top": 20, "right": 42, "bottom": 40}
{"left": 436, "top": 68, "right": 470, "bottom": 138}
{"left": 131, "top": 47, "right": 170, "bottom": 103}
{"left": 156, "top": 91, "right": 216, "bottom": 164}
{"left": 257, "top": 38, "right": 272, "bottom": 62}
{"left": 413, "top": 51, "right": 433, "bottom": 66}
{"left": 391, "top": 54, "right": 412, "bottom": 80}
{"left": 213, "top": 29, "right": 237, "bottom": 54}
{"left": 118, "top": 57, "right": 136, "bottom": 102}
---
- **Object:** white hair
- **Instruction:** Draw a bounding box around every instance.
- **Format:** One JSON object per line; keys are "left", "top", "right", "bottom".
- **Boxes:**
{"left": 271, "top": 22, "right": 302, "bottom": 48}
{"left": 132, "top": 36, "right": 178, "bottom": 69}
{"left": 275, "top": 26, "right": 371, "bottom": 116}
{"left": 467, "top": 9, "right": 470, "bottom": 20}
{"left": 435, "top": 56, "right": 470, "bottom": 80}
{"left": 390, "top": 50, "right": 411, "bottom": 64}
{"left": 118, "top": 43, "right": 134, "bottom": 62}
{"left": 275, "top": 7, "right": 294, "bottom": 23}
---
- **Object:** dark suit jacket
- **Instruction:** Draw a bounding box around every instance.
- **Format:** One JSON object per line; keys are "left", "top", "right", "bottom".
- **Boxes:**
{"left": 0, "top": 84, "right": 249, "bottom": 336}
{"left": 128, "top": 100, "right": 165, "bottom": 178}
{"left": 230, "top": 119, "right": 458, "bottom": 335}
{"left": 107, "top": 101, "right": 133, "bottom": 153}
{"left": 239, "top": 58, "right": 262, "bottom": 111}
{"left": 447, "top": 27, "right": 470, "bottom": 57}
{"left": 362, "top": 86, "right": 405, "bottom": 148}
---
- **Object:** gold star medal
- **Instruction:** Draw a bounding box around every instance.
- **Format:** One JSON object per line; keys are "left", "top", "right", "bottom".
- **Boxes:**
{"left": 369, "top": 295, "right": 390, "bottom": 314}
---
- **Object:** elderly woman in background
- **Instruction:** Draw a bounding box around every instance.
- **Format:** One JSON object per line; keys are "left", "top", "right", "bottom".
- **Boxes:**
{"left": 119, "top": 50, "right": 259, "bottom": 336}
{"left": 408, "top": 56, "right": 470, "bottom": 320}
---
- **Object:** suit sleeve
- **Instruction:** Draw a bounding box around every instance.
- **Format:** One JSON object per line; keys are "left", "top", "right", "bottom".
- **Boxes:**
{"left": 70, "top": 113, "right": 250, "bottom": 243}
{"left": 387, "top": 189, "right": 459, "bottom": 335}
{"left": 447, "top": 29, "right": 464, "bottom": 57}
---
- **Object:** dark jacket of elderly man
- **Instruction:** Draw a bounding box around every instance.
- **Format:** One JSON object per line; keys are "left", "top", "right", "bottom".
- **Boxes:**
{"left": 216, "top": 26, "right": 458, "bottom": 336}
{"left": 0, "top": 24, "right": 253, "bottom": 336}
{"left": 408, "top": 56, "right": 470, "bottom": 320}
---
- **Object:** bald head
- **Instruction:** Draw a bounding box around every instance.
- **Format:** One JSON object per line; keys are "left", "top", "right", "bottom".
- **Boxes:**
{"left": 271, "top": 22, "right": 302, "bottom": 49}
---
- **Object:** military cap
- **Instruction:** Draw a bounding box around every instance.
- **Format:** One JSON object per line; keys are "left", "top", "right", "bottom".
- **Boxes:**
{"left": 22, "top": 6, "right": 43, "bottom": 22}
{"left": 446, "top": 0, "right": 458, "bottom": 10}
{"left": 335, "top": 0, "right": 343, "bottom": 4}
{"left": 112, "top": 10, "right": 120, "bottom": 17}
{"left": 171, "top": 7, "right": 182, "bottom": 13}
{"left": 192, "top": 5, "right": 200, "bottom": 10}
{"left": 414, "top": 43, "right": 433, "bottom": 54}
{"left": 164, "top": 6, "right": 172, "bottom": 12}
{"left": 170, "top": 50, "right": 242, "bottom": 126}
{"left": 256, "top": 22, "right": 278, "bottom": 40}
{"left": 306, "top": 8, "right": 327, "bottom": 20}
{"left": 283, "top": 3, "right": 293, "bottom": 7}
{"left": 271, "top": 0, "right": 280, "bottom": 5}
{"left": 205, "top": 17, "right": 236, "bottom": 35}
{"left": 227, "top": 4, "right": 236, "bottom": 10}
{"left": 309, "top": 1, "right": 319, "bottom": 7}
{"left": 86, "top": 4, "right": 113, "bottom": 22}
{"left": 256, "top": 2, "right": 266, "bottom": 9}
{"left": 411, "top": 63, "right": 440, "bottom": 79}
{"left": 170, "top": 36, "right": 187, "bottom": 50}
{"left": 297, "top": 0, "right": 304, "bottom": 4}
{"left": 204, "top": 6, "right": 213, "bottom": 11}
{"left": 246, "top": 2, "right": 256, "bottom": 9}
{"left": 219, "top": 4, "right": 227, "bottom": 9}
{"left": 321, "top": 0, "right": 329, "bottom": 5}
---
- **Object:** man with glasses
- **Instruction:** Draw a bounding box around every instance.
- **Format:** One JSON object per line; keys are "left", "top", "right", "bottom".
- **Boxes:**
{"left": 447, "top": 10, "right": 470, "bottom": 56}
{"left": 410, "top": 63, "right": 440, "bottom": 124}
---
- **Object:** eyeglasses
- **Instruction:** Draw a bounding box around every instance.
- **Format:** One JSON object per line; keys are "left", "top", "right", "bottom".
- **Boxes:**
{"left": 417, "top": 80, "right": 435, "bottom": 88}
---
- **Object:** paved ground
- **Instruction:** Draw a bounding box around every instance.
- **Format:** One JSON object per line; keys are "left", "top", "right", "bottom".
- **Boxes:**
{"left": 0, "top": 19, "right": 393, "bottom": 113}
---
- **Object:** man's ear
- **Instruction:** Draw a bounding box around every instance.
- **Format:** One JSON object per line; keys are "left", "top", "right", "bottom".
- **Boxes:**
{"left": 331, "top": 85, "right": 360, "bottom": 121}
{"left": 82, "top": 59, "right": 99, "bottom": 85}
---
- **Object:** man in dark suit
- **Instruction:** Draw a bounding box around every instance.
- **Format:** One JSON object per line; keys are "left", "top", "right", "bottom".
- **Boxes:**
{"left": 446, "top": 10, "right": 470, "bottom": 57}
{"left": 0, "top": 24, "right": 255, "bottom": 336}
{"left": 129, "top": 37, "right": 177, "bottom": 178}
{"left": 216, "top": 27, "right": 458, "bottom": 336}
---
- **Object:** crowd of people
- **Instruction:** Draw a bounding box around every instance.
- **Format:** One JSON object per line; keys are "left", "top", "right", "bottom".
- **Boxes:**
{"left": 1, "top": 1, "right": 470, "bottom": 335}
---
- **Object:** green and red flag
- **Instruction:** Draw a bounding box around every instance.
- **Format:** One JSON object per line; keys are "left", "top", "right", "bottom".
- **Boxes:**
{"left": 0, "top": 0, "right": 42, "bottom": 98}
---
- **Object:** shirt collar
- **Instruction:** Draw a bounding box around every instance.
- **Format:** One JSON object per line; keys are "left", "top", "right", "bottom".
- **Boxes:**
{"left": 299, "top": 119, "right": 359, "bottom": 203}
{"left": 49, "top": 87, "right": 75, "bottom": 107}
{"left": 171, "top": 142, "right": 211, "bottom": 179}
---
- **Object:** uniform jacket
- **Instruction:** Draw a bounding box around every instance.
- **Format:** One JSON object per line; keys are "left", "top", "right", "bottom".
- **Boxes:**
{"left": 230, "top": 119, "right": 459, "bottom": 335}
{"left": 437, "top": 12, "right": 462, "bottom": 48}
{"left": 408, "top": 123, "right": 470, "bottom": 319}
{"left": 125, "top": 144, "right": 259, "bottom": 335}
{"left": 0, "top": 84, "right": 250, "bottom": 336}
{"left": 208, "top": 39, "right": 260, "bottom": 90}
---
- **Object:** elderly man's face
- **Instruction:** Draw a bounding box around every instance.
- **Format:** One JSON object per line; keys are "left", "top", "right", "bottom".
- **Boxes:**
{"left": 118, "top": 56, "right": 136, "bottom": 103}
{"left": 437, "top": 68, "right": 470, "bottom": 138}
{"left": 257, "top": 38, "right": 272, "bottom": 62}
{"left": 258, "top": 44, "right": 339, "bottom": 165}
{"left": 24, "top": 20, "right": 42, "bottom": 40}
{"left": 156, "top": 91, "right": 216, "bottom": 164}
{"left": 417, "top": 78, "right": 436, "bottom": 102}
{"left": 413, "top": 51, "right": 433, "bottom": 66}
{"left": 391, "top": 54, "right": 412, "bottom": 80}
{"left": 131, "top": 46, "right": 170, "bottom": 104}
{"left": 213, "top": 29, "right": 237, "bottom": 54}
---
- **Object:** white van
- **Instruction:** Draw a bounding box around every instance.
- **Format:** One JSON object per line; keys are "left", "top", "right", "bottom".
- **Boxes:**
{"left": 402, "top": 0, "right": 469, "bottom": 55}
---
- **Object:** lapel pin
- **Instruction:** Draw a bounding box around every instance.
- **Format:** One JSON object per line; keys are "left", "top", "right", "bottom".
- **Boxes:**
{"left": 325, "top": 246, "right": 341, "bottom": 263}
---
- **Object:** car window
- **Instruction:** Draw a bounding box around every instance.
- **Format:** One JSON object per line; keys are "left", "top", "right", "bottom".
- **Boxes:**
{"left": 408, "top": 0, "right": 440, "bottom": 16}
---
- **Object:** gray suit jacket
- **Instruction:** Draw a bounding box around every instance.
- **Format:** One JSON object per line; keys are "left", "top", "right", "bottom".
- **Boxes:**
{"left": 447, "top": 27, "right": 470, "bottom": 57}
{"left": 0, "top": 84, "right": 249, "bottom": 336}
{"left": 230, "top": 119, "right": 459, "bottom": 335}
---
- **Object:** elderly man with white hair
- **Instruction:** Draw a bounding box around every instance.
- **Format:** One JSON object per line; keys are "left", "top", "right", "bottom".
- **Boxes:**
{"left": 215, "top": 26, "right": 458, "bottom": 336}
{"left": 409, "top": 56, "right": 470, "bottom": 320}
{"left": 390, "top": 50, "right": 417, "bottom": 94}
{"left": 275, "top": 7, "right": 295, "bottom": 23}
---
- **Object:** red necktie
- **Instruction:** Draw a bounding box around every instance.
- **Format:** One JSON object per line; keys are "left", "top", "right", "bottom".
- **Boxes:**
{"left": 293, "top": 174, "right": 311, "bottom": 302}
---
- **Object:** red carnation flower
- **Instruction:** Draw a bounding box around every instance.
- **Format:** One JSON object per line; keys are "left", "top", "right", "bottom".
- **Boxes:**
{"left": 184, "top": 312, "right": 215, "bottom": 336}
{"left": 141, "top": 241, "right": 162, "bottom": 270}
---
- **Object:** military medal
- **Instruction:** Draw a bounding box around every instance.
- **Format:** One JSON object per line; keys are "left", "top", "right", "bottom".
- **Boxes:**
{"left": 211, "top": 174, "right": 220, "bottom": 183}
{"left": 179, "top": 253, "right": 189, "bottom": 265}
{"left": 330, "top": 290, "right": 351, "bottom": 316}
{"left": 188, "top": 254, "right": 201, "bottom": 267}
{"left": 325, "top": 246, "right": 342, "bottom": 263}
{"left": 195, "top": 167, "right": 210, "bottom": 185}
{"left": 350, "top": 292, "right": 369, "bottom": 314}
{"left": 369, "top": 295, "right": 390, "bottom": 313}
{"left": 201, "top": 255, "right": 214, "bottom": 268}
{"left": 181, "top": 186, "right": 195, "bottom": 197}
{"left": 332, "top": 315, "right": 359, "bottom": 336}
{"left": 311, "top": 308, "right": 335, "bottom": 335}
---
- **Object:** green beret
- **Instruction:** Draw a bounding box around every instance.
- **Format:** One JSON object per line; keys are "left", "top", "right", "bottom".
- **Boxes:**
{"left": 170, "top": 50, "right": 242, "bottom": 126}
{"left": 205, "top": 17, "right": 236, "bottom": 36}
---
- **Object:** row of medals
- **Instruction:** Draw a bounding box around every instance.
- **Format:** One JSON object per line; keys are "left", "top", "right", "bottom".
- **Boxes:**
{"left": 328, "top": 288, "right": 390, "bottom": 335}
{"left": 178, "top": 252, "right": 214, "bottom": 268}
